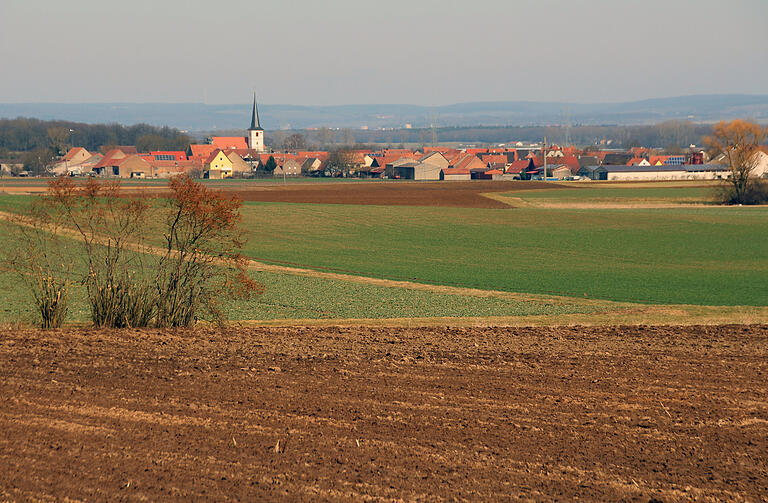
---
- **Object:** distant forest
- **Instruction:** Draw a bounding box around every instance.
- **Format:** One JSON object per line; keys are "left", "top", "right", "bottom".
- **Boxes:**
{"left": 0, "top": 118, "right": 191, "bottom": 156}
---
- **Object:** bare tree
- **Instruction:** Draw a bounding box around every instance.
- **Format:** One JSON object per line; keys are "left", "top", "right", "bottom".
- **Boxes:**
{"left": 282, "top": 133, "right": 307, "bottom": 151}
{"left": 326, "top": 149, "right": 358, "bottom": 177}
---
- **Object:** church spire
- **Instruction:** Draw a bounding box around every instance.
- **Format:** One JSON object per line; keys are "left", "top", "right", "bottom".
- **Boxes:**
{"left": 249, "top": 92, "right": 263, "bottom": 131}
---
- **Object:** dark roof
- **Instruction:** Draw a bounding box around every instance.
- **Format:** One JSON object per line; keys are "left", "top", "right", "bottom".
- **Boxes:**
{"left": 602, "top": 153, "right": 633, "bottom": 165}
{"left": 249, "top": 92, "right": 263, "bottom": 131}
{"left": 684, "top": 164, "right": 731, "bottom": 172}
{"left": 586, "top": 165, "right": 689, "bottom": 173}
{"left": 578, "top": 156, "right": 599, "bottom": 168}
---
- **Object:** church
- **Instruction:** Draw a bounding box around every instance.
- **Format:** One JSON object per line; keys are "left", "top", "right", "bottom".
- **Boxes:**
{"left": 246, "top": 92, "right": 265, "bottom": 152}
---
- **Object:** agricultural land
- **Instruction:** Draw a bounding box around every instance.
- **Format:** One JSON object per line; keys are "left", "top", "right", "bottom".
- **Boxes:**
{"left": 1, "top": 179, "right": 767, "bottom": 501}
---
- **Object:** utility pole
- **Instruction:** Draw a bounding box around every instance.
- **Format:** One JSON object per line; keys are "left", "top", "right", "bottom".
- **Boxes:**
{"left": 542, "top": 137, "right": 547, "bottom": 181}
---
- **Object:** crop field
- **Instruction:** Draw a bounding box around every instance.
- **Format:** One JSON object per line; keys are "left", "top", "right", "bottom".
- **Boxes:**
{"left": 0, "top": 180, "right": 766, "bottom": 323}
{"left": 0, "top": 180, "right": 766, "bottom": 501}
{"left": 0, "top": 180, "right": 767, "bottom": 324}
{"left": 1, "top": 324, "right": 766, "bottom": 501}
{"left": 236, "top": 201, "right": 768, "bottom": 306}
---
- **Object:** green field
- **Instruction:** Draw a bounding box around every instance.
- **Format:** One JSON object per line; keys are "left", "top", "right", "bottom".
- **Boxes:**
{"left": 0, "top": 220, "right": 599, "bottom": 324}
{"left": 238, "top": 201, "right": 768, "bottom": 306}
{"left": 0, "top": 254, "right": 598, "bottom": 325}
{"left": 1, "top": 182, "right": 766, "bottom": 325}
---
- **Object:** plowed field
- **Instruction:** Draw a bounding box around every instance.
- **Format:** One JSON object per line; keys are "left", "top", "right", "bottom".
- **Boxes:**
{"left": 221, "top": 180, "right": 561, "bottom": 208}
{"left": 1, "top": 325, "right": 767, "bottom": 501}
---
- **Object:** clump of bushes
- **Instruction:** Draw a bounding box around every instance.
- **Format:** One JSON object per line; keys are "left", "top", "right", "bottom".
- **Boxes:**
{"left": 714, "top": 179, "right": 768, "bottom": 205}
{"left": 7, "top": 176, "right": 262, "bottom": 329}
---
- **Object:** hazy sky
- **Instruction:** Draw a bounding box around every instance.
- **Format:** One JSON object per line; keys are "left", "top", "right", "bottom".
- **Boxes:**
{"left": 1, "top": 0, "right": 766, "bottom": 105}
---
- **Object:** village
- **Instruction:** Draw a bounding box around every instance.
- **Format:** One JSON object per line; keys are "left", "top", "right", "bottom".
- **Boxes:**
{"left": 34, "top": 96, "right": 768, "bottom": 183}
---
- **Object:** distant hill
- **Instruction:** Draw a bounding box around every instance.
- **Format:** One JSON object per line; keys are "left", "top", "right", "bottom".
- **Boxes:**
{"left": 1, "top": 95, "right": 766, "bottom": 131}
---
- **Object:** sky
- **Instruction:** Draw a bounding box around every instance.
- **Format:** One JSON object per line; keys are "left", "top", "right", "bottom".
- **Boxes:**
{"left": 0, "top": 0, "right": 766, "bottom": 106}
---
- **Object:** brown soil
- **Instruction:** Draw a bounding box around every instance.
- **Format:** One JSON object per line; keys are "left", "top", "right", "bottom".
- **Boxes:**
{"left": 219, "top": 180, "right": 562, "bottom": 208}
{"left": 0, "top": 180, "right": 566, "bottom": 208}
{"left": 1, "top": 325, "right": 766, "bottom": 501}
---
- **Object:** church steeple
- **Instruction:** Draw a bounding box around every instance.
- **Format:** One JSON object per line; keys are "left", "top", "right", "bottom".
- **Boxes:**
{"left": 247, "top": 92, "right": 265, "bottom": 152}
{"left": 249, "top": 92, "right": 263, "bottom": 131}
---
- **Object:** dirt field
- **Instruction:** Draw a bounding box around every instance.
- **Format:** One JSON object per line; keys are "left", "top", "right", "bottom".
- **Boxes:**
{"left": 220, "top": 180, "right": 561, "bottom": 208}
{"left": 1, "top": 325, "right": 766, "bottom": 502}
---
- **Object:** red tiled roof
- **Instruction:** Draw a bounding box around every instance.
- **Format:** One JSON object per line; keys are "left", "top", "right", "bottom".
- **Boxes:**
{"left": 189, "top": 144, "right": 217, "bottom": 160}
{"left": 205, "top": 149, "right": 225, "bottom": 165}
{"left": 556, "top": 155, "right": 580, "bottom": 174}
{"left": 485, "top": 169, "right": 503, "bottom": 175}
{"left": 442, "top": 167, "right": 470, "bottom": 175}
{"left": 297, "top": 151, "right": 330, "bottom": 161}
{"left": 99, "top": 145, "right": 138, "bottom": 155}
{"left": 506, "top": 160, "right": 532, "bottom": 174}
{"left": 481, "top": 154, "right": 507, "bottom": 165}
{"left": 211, "top": 137, "right": 247, "bottom": 149}
{"left": 92, "top": 149, "right": 127, "bottom": 170}
{"left": 63, "top": 147, "right": 87, "bottom": 161}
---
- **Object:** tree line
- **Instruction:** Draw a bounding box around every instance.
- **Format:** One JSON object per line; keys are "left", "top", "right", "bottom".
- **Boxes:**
{"left": 0, "top": 117, "right": 192, "bottom": 156}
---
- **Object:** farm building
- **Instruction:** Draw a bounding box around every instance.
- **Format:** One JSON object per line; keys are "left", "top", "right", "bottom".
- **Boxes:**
{"left": 578, "top": 164, "right": 734, "bottom": 181}
{"left": 100, "top": 156, "right": 153, "bottom": 178}
{"left": 386, "top": 152, "right": 447, "bottom": 180}
{"left": 388, "top": 160, "right": 443, "bottom": 180}
{"left": 440, "top": 167, "right": 471, "bottom": 181}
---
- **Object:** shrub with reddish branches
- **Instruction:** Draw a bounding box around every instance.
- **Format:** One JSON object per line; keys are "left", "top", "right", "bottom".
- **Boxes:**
{"left": 6, "top": 175, "right": 262, "bottom": 328}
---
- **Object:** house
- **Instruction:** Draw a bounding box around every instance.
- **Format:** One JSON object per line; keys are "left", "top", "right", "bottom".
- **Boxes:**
{"left": 226, "top": 151, "right": 252, "bottom": 175}
{"left": 710, "top": 150, "right": 768, "bottom": 178}
{"left": 188, "top": 144, "right": 218, "bottom": 162}
{"left": 204, "top": 149, "right": 233, "bottom": 179}
{"left": 51, "top": 147, "right": 93, "bottom": 175}
{"left": 480, "top": 154, "right": 507, "bottom": 166}
{"left": 419, "top": 152, "right": 450, "bottom": 170}
{"left": 100, "top": 145, "right": 138, "bottom": 155}
{"left": 553, "top": 155, "right": 581, "bottom": 175}
{"left": 549, "top": 165, "right": 573, "bottom": 180}
{"left": 93, "top": 155, "right": 153, "bottom": 178}
{"left": 505, "top": 159, "right": 535, "bottom": 180}
{"left": 627, "top": 157, "right": 651, "bottom": 166}
{"left": 302, "top": 157, "right": 324, "bottom": 175}
{"left": 578, "top": 155, "right": 600, "bottom": 169}
{"left": 273, "top": 159, "right": 302, "bottom": 177}
{"left": 452, "top": 154, "right": 486, "bottom": 172}
{"left": 91, "top": 149, "right": 129, "bottom": 175}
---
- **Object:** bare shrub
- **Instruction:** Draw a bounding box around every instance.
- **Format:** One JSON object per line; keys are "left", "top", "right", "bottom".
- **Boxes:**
{"left": 153, "top": 175, "right": 263, "bottom": 327}
{"left": 3, "top": 190, "right": 75, "bottom": 328}
{"left": 8, "top": 176, "right": 262, "bottom": 329}
{"left": 46, "top": 178, "right": 154, "bottom": 327}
